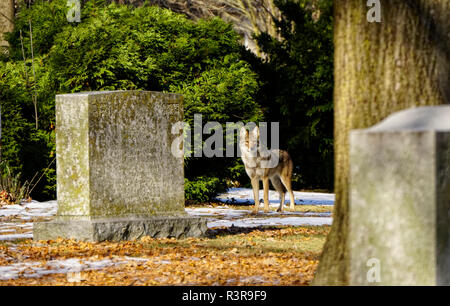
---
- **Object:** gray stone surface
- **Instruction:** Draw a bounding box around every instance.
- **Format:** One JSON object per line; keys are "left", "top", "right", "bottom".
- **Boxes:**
{"left": 34, "top": 91, "right": 207, "bottom": 241}
{"left": 34, "top": 217, "right": 207, "bottom": 241}
{"left": 349, "top": 106, "right": 450, "bottom": 285}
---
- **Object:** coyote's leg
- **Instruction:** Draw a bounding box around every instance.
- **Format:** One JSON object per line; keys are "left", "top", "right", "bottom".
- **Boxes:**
{"left": 263, "top": 176, "right": 270, "bottom": 213}
{"left": 250, "top": 178, "right": 260, "bottom": 214}
{"left": 280, "top": 175, "right": 295, "bottom": 211}
{"left": 270, "top": 176, "right": 285, "bottom": 212}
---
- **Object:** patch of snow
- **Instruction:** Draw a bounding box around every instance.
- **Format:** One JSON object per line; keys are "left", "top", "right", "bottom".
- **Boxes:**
{"left": 0, "top": 201, "right": 57, "bottom": 241}
{"left": 215, "top": 188, "right": 334, "bottom": 206}
{"left": 186, "top": 207, "right": 330, "bottom": 218}
{"left": 186, "top": 206, "right": 332, "bottom": 228}
{"left": 208, "top": 216, "right": 331, "bottom": 228}
{"left": 0, "top": 233, "right": 33, "bottom": 241}
{"left": 0, "top": 200, "right": 57, "bottom": 218}
{"left": 0, "top": 189, "right": 334, "bottom": 241}
{"left": 0, "top": 256, "right": 149, "bottom": 280}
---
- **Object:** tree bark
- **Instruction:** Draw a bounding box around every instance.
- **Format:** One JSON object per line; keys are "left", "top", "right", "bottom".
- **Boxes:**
{"left": 313, "top": 0, "right": 449, "bottom": 285}
{"left": 0, "top": 0, "right": 14, "bottom": 49}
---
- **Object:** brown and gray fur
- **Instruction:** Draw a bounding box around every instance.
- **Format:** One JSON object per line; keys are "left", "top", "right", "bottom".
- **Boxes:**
{"left": 239, "top": 126, "right": 295, "bottom": 213}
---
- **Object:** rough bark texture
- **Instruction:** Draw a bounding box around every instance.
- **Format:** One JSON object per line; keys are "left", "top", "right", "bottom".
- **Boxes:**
{"left": 0, "top": 0, "right": 14, "bottom": 50}
{"left": 313, "top": 0, "right": 450, "bottom": 285}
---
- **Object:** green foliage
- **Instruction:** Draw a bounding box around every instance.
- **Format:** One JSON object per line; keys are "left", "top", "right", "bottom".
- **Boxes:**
{"left": 184, "top": 176, "right": 227, "bottom": 203}
{"left": 1, "top": 1, "right": 262, "bottom": 200}
{"left": 47, "top": 3, "right": 245, "bottom": 93}
{"left": 176, "top": 55, "right": 261, "bottom": 124}
{"left": 1, "top": 0, "right": 335, "bottom": 202}
{"left": 6, "top": 0, "right": 69, "bottom": 60}
{"left": 0, "top": 59, "right": 56, "bottom": 200}
{"left": 251, "top": 0, "right": 334, "bottom": 190}
{"left": 0, "top": 161, "right": 32, "bottom": 205}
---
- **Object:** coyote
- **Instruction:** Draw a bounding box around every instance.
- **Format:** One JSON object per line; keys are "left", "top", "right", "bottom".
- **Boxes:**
{"left": 239, "top": 126, "right": 295, "bottom": 214}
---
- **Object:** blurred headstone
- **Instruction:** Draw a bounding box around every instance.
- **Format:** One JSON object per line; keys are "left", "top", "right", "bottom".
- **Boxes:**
{"left": 349, "top": 106, "right": 450, "bottom": 285}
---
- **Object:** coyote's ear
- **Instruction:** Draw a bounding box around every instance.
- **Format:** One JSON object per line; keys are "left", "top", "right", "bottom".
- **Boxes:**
{"left": 251, "top": 126, "right": 259, "bottom": 138}
{"left": 240, "top": 126, "right": 248, "bottom": 141}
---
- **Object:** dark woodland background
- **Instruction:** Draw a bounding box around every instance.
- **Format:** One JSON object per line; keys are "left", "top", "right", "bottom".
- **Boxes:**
{"left": 0, "top": 0, "right": 333, "bottom": 201}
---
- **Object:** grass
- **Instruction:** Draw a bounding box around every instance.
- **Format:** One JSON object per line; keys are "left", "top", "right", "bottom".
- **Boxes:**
{"left": 0, "top": 225, "right": 330, "bottom": 286}
{"left": 141, "top": 226, "right": 330, "bottom": 255}
{"left": 188, "top": 201, "right": 333, "bottom": 214}
{"left": 0, "top": 191, "right": 332, "bottom": 285}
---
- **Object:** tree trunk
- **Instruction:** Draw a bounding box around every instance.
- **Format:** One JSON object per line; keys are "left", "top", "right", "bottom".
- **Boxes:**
{"left": 313, "top": 0, "right": 449, "bottom": 285}
{"left": 0, "top": 0, "right": 14, "bottom": 50}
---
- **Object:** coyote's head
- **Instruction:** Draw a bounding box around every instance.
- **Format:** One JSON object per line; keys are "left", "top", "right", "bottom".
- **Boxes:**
{"left": 239, "top": 126, "right": 259, "bottom": 157}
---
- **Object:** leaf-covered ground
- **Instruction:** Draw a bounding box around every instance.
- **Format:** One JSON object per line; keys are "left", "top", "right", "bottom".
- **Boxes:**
{"left": 0, "top": 226, "right": 329, "bottom": 286}
{"left": 0, "top": 189, "right": 333, "bottom": 285}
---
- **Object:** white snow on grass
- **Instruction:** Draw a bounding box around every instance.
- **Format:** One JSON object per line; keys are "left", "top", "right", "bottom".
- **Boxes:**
{"left": 0, "top": 188, "right": 333, "bottom": 241}
{"left": 0, "top": 200, "right": 57, "bottom": 241}
{"left": 0, "top": 200, "right": 57, "bottom": 218}
{"left": 0, "top": 256, "right": 149, "bottom": 280}
{"left": 197, "top": 187, "right": 334, "bottom": 228}
{"left": 0, "top": 233, "right": 33, "bottom": 241}
{"left": 215, "top": 188, "right": 334, "bottom": 206}
{"left": 185, "top": 207, "right": 332, "bottom": 227}
{"left": 208, "top": 216, "right": 331, "bottom": 228}
{"left": 0, "top": 189, "right": 334, "bottom": 281}
{"left": 185, "top": 207, "right": 331, "bottom": 218}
